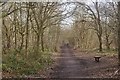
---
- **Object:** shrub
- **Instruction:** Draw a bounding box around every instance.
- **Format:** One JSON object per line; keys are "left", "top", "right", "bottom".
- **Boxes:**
{"left": 2, "top": 49, "right": 53, "bottom": 76}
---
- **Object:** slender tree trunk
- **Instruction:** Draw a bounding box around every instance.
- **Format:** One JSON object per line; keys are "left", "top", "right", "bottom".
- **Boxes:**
{"left": 14, "top": 3, "right": 17, "bottom": 51}
{"left": 3, "top": 19, "right": 10, "bottom": 49}
{"left": 105, "top": 11, "right": 112, "bottom": 50}
{"left": 95, "top": 2, "right": 103, "bottom": 52}
{"left": 25, "top": 4, "right": 30, "bottom": 57}
{"left": 118, "top": 1, "right": 120, "bottom": 66}
{"left": 41, "top": 31, "right": 44, "bottom": 52}
{"left": 54, "top": 27, "right": 60, "bottom": 52}
{"left": 20, "top": 34, "right": 24, "bottom": 51}
{"left": 19, "top": 3, "right": 24, "bottom": 53}
{"left": 97, "top": 19, "right": 103, "bottom": 52}
{"left": 36, "top": 34, "right": 40, "bottom": 52}
{"left": 105, "top": 34, "right": 110, "bottom": 50}
{"left": 98, "top": 23, "right": 103, "bottom": 52}
{"left": 98, "top": 34, "right": 102, "bottom": 52}
{"left": 117, "top": 2, "right": 120, "bottom": 77}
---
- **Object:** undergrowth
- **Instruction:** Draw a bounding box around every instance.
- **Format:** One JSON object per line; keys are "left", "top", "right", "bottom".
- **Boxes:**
{"left": 2, "top": 49, "right": 53, "bottom": 77}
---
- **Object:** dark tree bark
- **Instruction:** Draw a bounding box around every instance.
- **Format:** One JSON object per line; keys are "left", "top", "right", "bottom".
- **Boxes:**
{"left": 97, "top": 34, "right": 102, "bottom": 52}
{"left": 14, "top": 3, "right": 17, "bottom": 51}
{"left": 96, "top": 2, "right": 103, "bottom": 52}
{"left": 25, "top": 3, "right": 30, "bottom": 57}
{"left": 118, "top": 1, "right": 120, "bottom": 66}
{"left": 41, "top": 31, "right": 44, "bottom": 52}
{"left": 3, "top": 19, "right": 11, "bottom": 54}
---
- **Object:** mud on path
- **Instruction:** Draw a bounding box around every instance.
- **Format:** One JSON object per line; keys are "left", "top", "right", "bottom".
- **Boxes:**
{"left": 50, "top": 45, "right": 118, "bottom": 78}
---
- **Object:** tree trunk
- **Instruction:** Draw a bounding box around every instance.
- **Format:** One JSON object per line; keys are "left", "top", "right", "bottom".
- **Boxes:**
{"left": 36, "top": 34, "right": 40, "bottom": 52}
{"left": 104, "top": 10, "right": 111, "bottom": 50}
{"left": 25, "top": 4, "right": 29, "bottom": 57}
{"left": 118, "top": 1, "right": 120, "bottom": 66}
{"left": 105, "top": 35, "right": 110, "bottom": 50}
{"left": 3, "top": 19, "right": 11, "bottom": 54}
{"left": 41, "top": 31, "right": 44, "bottom": 52}
{"left": 98, "top": 35, "right": 102, "bottom": 52}
{"left": 14, "top": 3, "right": 17, "bottom": 51}
{"left": 19, "top": 3, "right": 24, "bottom": 53}
{"left": 20, "top": 34, "right": 24, "bottom": 51}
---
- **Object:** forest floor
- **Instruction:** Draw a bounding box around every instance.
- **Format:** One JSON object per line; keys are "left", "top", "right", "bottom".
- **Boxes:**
{"left": 2, "top": 45, "right": 119, "bottom": 79}
{"left": 49, "top": 45, "right": 119, "bottom": 78}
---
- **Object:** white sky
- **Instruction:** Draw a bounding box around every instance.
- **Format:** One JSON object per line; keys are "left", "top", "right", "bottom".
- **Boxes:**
{"left": 1, "top": 0, "right": 118, "bottom": 2}
{"left": 61, "top": 0, "right": 115, "bottom": 29}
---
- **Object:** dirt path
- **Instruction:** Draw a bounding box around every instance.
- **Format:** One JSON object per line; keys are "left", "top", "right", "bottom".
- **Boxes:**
{"left": 50, "top": 45, "right": 118, "bottom": 78}
{"left": 51, "top": 46, "right": 90, "bottom": 78}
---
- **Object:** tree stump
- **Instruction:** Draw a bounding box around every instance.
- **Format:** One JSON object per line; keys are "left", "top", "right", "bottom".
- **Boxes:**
{"left": 94, "top": 56, "right": 101, "bottom": 62}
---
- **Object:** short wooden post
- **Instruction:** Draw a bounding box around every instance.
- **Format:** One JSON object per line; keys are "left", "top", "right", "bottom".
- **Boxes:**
{"left": 94, "top": 56, "right": 101, "bottom": 62}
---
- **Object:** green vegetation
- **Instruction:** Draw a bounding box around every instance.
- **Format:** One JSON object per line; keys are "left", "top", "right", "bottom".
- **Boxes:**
{"left": 94, "top": 48, "right": 118, "bottom": 57}
{"left": 2, "top": 50, "right": 53, "bottom": 76}
{"left": 2, "top": 2, "right": 64, "bottom": 77}
{"left": 1, "top": 1, "right": 120, "bottom": 77}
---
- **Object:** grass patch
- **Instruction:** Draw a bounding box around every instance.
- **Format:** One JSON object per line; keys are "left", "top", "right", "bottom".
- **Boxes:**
{"left": 95, "top": 49, "right": 117, "bottom": 57}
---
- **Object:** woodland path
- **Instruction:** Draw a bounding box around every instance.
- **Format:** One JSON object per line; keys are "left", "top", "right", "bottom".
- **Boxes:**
{"left": 50, "top": 45, "right": 117, "bottom": 78}
{"left": 51, "top": 45, "right": 90, "bottom": 78}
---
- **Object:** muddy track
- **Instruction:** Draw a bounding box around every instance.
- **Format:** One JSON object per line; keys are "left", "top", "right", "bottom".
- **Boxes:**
{"left": 51, "top": 46, "right": 90, "bottom": 78}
